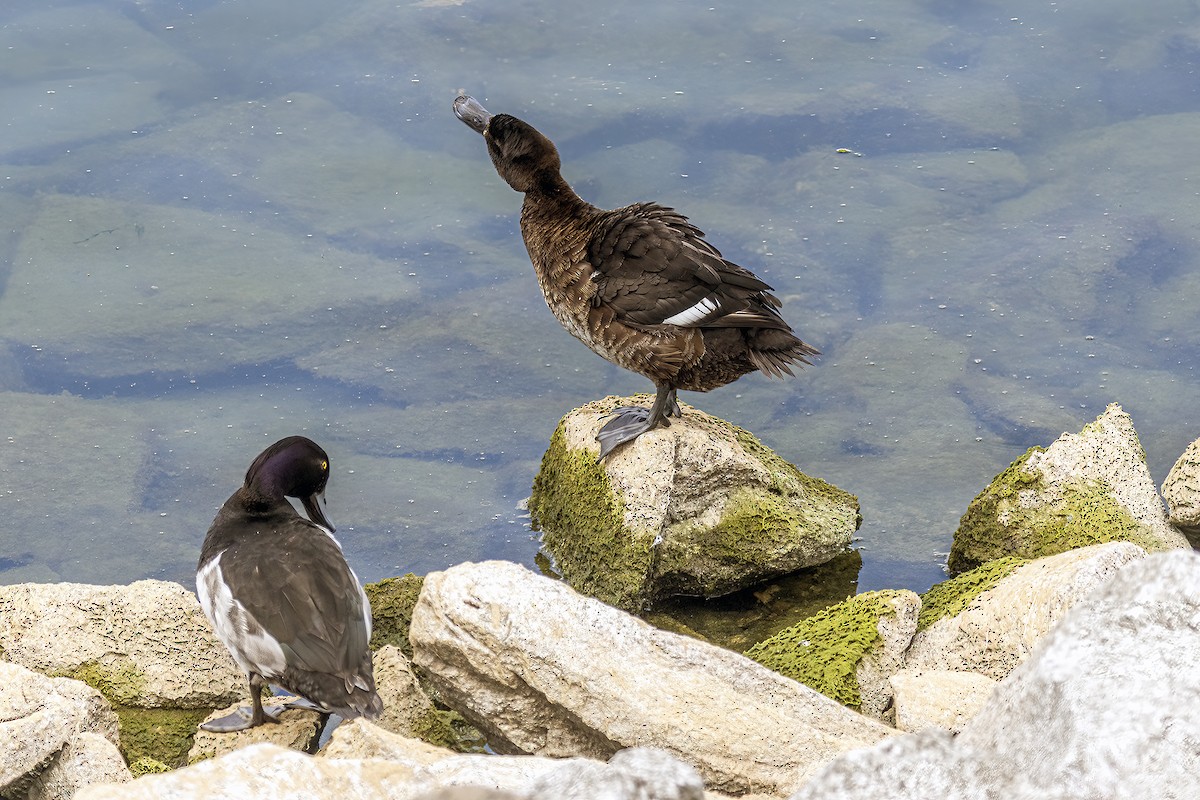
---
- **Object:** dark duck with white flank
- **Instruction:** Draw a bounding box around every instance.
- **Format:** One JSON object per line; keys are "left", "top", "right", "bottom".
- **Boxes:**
{"left": 196, "top": 436, "right": 382, "bottom": 732}
{"left": 453, "top": 95, "right": 819, "bottom": 458}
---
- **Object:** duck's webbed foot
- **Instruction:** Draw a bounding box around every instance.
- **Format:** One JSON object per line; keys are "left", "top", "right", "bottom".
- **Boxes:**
{"left": 596, "top": 386, "right": 678, "bottom": 459}
{"left": 198, "top": 703, "right": 284, "bottom": 732}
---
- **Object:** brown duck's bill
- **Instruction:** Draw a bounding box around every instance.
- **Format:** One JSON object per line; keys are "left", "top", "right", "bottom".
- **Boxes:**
{"left": 454, "top": 94, "right": 492, "bottom": 134}
{"left": 301, "top": 492, "right": 335, "bottom": 532}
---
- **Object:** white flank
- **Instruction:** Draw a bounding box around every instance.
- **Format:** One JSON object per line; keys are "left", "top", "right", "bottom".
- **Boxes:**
{"left": 662, "top": 296, "right": 719, "bottom": 326}
{"left": 197, "top": 554, "right": 287, "bottom": 676}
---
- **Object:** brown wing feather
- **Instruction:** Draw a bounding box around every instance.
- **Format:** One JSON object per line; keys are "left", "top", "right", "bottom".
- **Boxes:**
{"left": 587, "top": 203, "right": 790, "bottom": 331}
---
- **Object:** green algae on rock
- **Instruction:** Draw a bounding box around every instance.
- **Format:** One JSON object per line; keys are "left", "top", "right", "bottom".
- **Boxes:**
{"left": 949, "top": 403, "right": 1187, "bottom": 573}
{"left": 744, "top": 589, "right": 916, "bottom": 711}
{"left": 917, "top": 557, "right": 1027, "bottom": 632}
{"left": 530, "top": 396, "right": 860, "bottom": 612}
{"left": 364, "top": 574, "right": 425, "bottom": 656}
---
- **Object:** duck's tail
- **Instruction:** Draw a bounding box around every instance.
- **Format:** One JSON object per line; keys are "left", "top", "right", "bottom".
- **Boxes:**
{"left": 747, "top": 328, "right": 820, "bottom": 378}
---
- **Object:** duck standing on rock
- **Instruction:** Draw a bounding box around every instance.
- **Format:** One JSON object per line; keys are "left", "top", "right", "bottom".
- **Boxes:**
{"left": 196, "top": 436, "right": 383, "bottom": 732}
{"left": 453, "top": 95, "right": 819, "bottom": 458}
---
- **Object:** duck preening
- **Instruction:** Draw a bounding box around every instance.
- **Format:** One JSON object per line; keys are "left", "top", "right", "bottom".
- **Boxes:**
{"left": 453, "top": 94, "right": 818, "bottom": 458}
{"left": 196, "top": 436, "right": 382, "bottom": 732}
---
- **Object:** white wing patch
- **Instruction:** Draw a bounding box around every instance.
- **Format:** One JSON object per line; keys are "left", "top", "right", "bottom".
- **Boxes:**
{"left": 197, "top": 554, "right": 287, "bottom": 677}
{"left": 662, "top": 296, "right": 720, "bottom": 326}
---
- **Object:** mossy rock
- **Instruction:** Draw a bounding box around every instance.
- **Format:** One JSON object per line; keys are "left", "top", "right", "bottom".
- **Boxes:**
{"left": 743, "top": 589, "right": 912, "bottom": 711}
{"left": 917, "top": 556, "right": 1027, "bottom": 632}
{"left": 530, "top": 398, "right": 860, "bottom": 612}
{"left": 52, "top": 660, "right": 147, "bottom": 707}
{"left": 115, "top": 706, "right": 210, "bottom": 768}
{"left": 364, "top": 573, "right": 425, "bottom": 656}
{"left": 950, "top": 447, "right": 1167, "bottom": 573}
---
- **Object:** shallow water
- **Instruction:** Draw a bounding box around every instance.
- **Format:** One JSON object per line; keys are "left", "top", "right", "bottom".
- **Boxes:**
{"left": 2, "top": 1, "right": 1198, "bottom": 614}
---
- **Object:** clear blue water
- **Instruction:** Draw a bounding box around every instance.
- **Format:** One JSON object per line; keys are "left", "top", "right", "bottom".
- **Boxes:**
{"left": 2, "top": 0, "right": 1198, "bottom": 600}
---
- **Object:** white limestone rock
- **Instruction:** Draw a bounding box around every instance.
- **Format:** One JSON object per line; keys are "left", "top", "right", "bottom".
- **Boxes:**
{"left": 0, "top": 580, "right": 243, "bottom": 708}
{"left": 410, "top": 560, "right": 894, "bottom": 796}
{"left": 790, "top": 550, "right": 1200, "bottom": 800}
{"left": 24, "top": 732, "right": 132, "bottom": 800}
{"left": 888, "top": 669, "right": 997, "bottom": 734}
{"left": 906, "top": 541, "right": 1145, "bottom": 680}
{"left": 1161, "top": 436, "right": 1200, "bottom": 531}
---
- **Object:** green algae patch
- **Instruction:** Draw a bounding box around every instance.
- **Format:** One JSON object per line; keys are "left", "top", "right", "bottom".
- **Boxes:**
{"left": 917, "top": 557, "right": 1026, "bottom": 632}
{"left": 530, "top": 423, "right": 655, "bottom": 611}
{"left": 950, "top": 446, "right": 1163, "bottom": 572}
{"left": 364, "top": 573, "right": 425, "bottom": 656}
{"left": 115, "top": 706, "right": 209, "bottom": 768}
{"left": 53, "top": 660, "right": 146, "bottom": 708}
{"left": 744, "top": 589, "right": 910, "bottom": 710}
{"left": 128, "top": 756, "right": 171, "bottom": 777}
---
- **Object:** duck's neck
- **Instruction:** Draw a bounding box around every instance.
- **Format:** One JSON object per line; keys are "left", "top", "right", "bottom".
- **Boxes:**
{"left": 521, "top": 172, "right": 595, "bottom": 224}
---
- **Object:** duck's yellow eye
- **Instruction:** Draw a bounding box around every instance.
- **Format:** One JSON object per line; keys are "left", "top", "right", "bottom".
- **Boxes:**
{"left": 321, "top": 460, "right": 328, "bottom": 471}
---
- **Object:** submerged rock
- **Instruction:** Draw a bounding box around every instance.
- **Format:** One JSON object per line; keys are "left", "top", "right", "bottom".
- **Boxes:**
{"left": 409, "top": 560, "right": 893, "bottom": 796}
{"left": 949, "top": 403, "right": 1187, "bottom": 572}
{"left": 530, "top": 397, "right": 860, "bottom": 611}
{"left": 744, "top": 589, "right": 919, "bottom": 718}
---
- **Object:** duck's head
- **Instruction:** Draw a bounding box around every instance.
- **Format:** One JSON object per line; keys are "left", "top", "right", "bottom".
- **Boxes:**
{"left": 244, "top": 436, "right": 334, "bottom": 531}
{"left": 454, "top": 94, "right": 561, "bottom": 194}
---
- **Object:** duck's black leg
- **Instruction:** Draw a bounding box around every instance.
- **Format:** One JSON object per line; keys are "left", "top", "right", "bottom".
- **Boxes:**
{"left": 597, "top": 383, "right": 678, "bottom": 459}
{"left": 198, "top": 673, "right": 281, "bottom": 733}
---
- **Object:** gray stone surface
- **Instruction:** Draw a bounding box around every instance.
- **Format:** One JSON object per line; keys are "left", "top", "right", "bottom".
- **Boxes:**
{"left": 410, "top": 560, "right": 894, "bottom": 796}
{"left": 1161, "top": 436, "right": 1200, "bottom": 531}
{"left": 791, "top": 550, "right": 1200, "bottom": 800}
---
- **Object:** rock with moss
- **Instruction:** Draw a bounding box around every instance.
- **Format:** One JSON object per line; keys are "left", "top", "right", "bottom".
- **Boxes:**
{"left": 530, "top": 396, "right": 860, "bottom": 611}
{"left": 744, "top": 590, "right": 919, "bottom": 718}
{"left": 949, "top": 403, "right": 1188, "bottom": 573}
{"left": 906, "top": 541, "right": 1144, "bottom": 680}
{"left": 364, "top": 574, "right": 425, "bottom": 656}
{"left": 0, "top": 662, "right": 129, "bottom": 797}
{"left": 1162, "top": 436, "right": 1200, "bottom": 535}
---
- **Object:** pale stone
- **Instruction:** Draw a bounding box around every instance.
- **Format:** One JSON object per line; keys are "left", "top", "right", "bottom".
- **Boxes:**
{"left": 530, "top": 397, "right": 859, "bottom": 610}
{"left": 888, "top": 669, "right": 998, "bottom": 733}
{"left": 321, "top": 719, "right": 455, "bottom": 765}
{"left": 77, "top": 743, "right": 417, "bottom": 800}
{"left": 1162, "top": 436, "right": 1200, "bottom": 531}
{"left": 410, "top": 560, "right": 894, "bottom": 796}
{"left": 373, "top": 644, "right": 443, "bottom": 739}
{"left": 0, "top": 580, "right": 243, "bottom": 708}
{"left": 0, "top": 663, "right": 121, "bottom": 797}
{"left": 188, "top": 699, "right": 324, "bottom": 763}
{"left": 527, "top": 747, "right": 705, "bottom": 800}
{"left": 856, "top": 590, "right": 921, "bottom": 719}
{"left": 790, "top": 551, "right": 1200, "bottom": 800}
{"left": 25, "top": 733, "right": 132, "bottom": 800}
{"left": 906, "top": 542, "right": 1145, "bottom": 680}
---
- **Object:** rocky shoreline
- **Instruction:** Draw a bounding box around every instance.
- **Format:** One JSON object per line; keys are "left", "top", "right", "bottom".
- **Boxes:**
{"left": 1, "top": 401, "right": 1198, "bottom": 799}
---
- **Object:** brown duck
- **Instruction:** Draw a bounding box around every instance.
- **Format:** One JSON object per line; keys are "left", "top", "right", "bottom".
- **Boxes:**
{"left": 454, "top": 95, "right": 818, "bottom": 458}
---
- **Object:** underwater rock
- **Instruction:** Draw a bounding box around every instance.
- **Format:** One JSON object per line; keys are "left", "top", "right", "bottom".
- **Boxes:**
{"left": 530, "top": 396, "right": 860, "bottom": 611}
{"left": 789, "top": 550, "right": 1200, "bottom": 800}
{"left": 0, "top": 663, "right": 126, "bottom": 798}
{"left": 906, "top": 542, "right": 1145, "bottom": 681}
{"left": 949, "top": 403, "right": 1188, "bottom": 572}
{"left": 888, "top": 669, "right": 998, "bottom": 734}
{"left": 1161, "top": 436, "right": 1200, "bottom": 533}
{"left": 744, "top": 590, "right": 920, "bottom": 719}
{"left": 409, "top": 560, "right": 893, "bottom": 796}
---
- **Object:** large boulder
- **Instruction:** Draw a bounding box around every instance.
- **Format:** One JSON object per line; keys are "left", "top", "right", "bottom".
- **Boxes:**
{"left": 1161, "top": 436, "right": 1200, "bottom": 534}
{"left": 529, "top": 397, "right": 860, "bottom": 611}
{"left": 907, "top": 541, "right": 1145, "bottom": 680}
{"left": 409, "top": 560, "right": 893, "bottom": 796}
{"left": 949, "top": 403, "right": 1187, "bottom": 572}
{"left": 0, "top": 580, "right": 242, "bottom": 708}
{"left": 0, "top": 662, "right": 129, "bottom": 798}
{"left": 789, "top": 550, "right": 1200, "bottom": 800}
{"left": 744, "top": 590, "right": 920, "bottom": 719}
